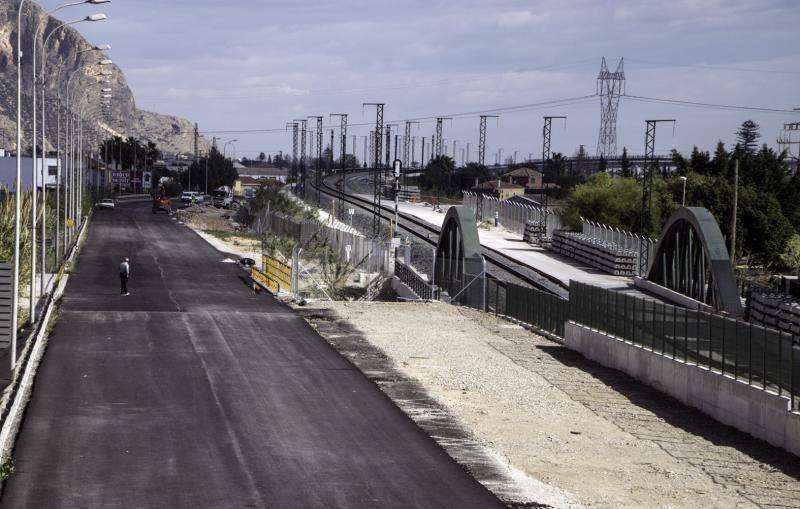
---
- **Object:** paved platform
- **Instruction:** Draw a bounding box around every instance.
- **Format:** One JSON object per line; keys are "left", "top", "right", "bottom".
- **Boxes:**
{"left": 0, "top": 203, "right": 502, "bottom": 508}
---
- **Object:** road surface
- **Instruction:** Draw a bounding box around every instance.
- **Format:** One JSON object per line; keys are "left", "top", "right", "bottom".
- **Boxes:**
{"left": 1, "top": 202, "right": 503, "bottom": 508}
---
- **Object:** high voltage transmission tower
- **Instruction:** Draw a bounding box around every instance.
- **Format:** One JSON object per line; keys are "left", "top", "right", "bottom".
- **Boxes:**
{"left": 363, "top": 103, "right": 384, "bottom": 238}
{"left": 596, "top": 57, "right": 625, "bottom": 158}
{"left": 478, "top": 115, "right": 498, "bottom": 166}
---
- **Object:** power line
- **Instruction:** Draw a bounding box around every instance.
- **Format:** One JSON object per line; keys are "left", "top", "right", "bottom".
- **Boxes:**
{"left": 626, "top": 58, "right": 800, "bottom": 76}
{"left": 625, "top": 94, "right": 799, "bottom": 114}
{"left": 196, "top": 95, "right": 597, "bottom": 135}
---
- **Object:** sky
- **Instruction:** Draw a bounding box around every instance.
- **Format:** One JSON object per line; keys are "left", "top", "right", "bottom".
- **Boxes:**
{"left": 55, "top": 0, "right": 800, "bottom": 162}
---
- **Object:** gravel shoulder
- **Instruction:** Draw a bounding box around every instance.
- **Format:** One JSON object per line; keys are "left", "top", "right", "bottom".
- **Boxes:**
{"left": 298, "top": 301, "right": 800, "bottom": 509}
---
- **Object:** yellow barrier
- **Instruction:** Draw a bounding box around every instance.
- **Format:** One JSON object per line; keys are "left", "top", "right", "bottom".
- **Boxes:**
{"left": 251, "top": 267, "right": 280, "bottom": 294}
{"left": 262, "top": 255, "right": 292, "bottom": 290}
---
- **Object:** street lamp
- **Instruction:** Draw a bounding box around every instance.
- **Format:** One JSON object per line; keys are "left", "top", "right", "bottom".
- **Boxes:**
{"left": 223, "top": 139, "right": 238, "bottom": 159}
{"left": 37, "top": 14, "right": 107, "bottom": 299}
{"left": 679, "top": 176, "right": 687, "bottom": 207}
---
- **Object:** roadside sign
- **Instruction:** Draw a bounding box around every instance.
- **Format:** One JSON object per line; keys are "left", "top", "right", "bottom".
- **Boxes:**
{"left": 348, "top": 209, "right": 355, "bottom": 216}
{"left": 393, "top": 159, "right": 402, "bottom": 178}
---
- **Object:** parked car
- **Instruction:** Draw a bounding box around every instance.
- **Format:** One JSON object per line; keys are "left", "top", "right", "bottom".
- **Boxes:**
{"left": 96, "top": 198, "right": 115, "bottom": 210}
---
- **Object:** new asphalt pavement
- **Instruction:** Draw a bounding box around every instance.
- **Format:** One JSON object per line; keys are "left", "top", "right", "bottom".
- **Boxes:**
{"left": 0, "top": 202, "right": 503, "bottom": 508}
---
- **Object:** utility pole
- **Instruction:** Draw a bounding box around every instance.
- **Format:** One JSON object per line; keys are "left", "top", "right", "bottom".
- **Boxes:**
{"left": 479, "top": 115, "right": 498, "bottom": 166}
{"left": 394, "top": 134, "right": 399, "bottom": 161}
{"left": 421, "top": 137, "right": 426, "bottom": 169}
{"left": 639, "top": 119, "right": 676, "bottom": 275}
{"left": 453, "top": 140, "right": 457, "bottom": 163}
{"left": 192, "top": 123, "right": 199, "bottom": 192}
{"left": 435, "top": 118, "right": 452, "bottom": 157}
{"left": 286, "top": 122, "right": 299, "bottom": 187}
{"left": 542, "top": 116, "right": 567, "bottom": 166}
{"left": 330, "top": 114, "right": 348, "bottom": 171}
{"left": 403, "top": 121, "right": 418, "bottom": 166}
{"left": 466, "top": 142, "right": 471, "bottom": 164}
{"left": 731, "top": 159, "right": 739, "bottom": 266}
{"left": 363, "top": 103, "right": 385, "bottom": 238}
{"left": 330, "top": 129, "right": 335, "bottom": 171}
{"left": 385, "top": 123, "right": 397, "bottom": 169}
{"left": 363, "top": 135, "right": 368, "bottom": 168}
{"left": 308, "top": 116, "right": 323, "bottom": 204}
{"left": 294, "top": 119, "right": 308, "bottom": 199}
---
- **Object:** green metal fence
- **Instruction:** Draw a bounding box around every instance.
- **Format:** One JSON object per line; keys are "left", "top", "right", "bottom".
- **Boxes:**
{"left": 486, "top": 278, "right": 569, "bottom": 338}
{"left": 569, "top": 281, "right": 799, "bottom": 409}
{"left": 470, "top": 272, "right": 799, "bottom": 409}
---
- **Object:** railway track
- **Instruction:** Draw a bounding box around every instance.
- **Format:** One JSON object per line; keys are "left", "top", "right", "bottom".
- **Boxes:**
{"left": 312, "top": 172, "right": 568, "bottom": 298}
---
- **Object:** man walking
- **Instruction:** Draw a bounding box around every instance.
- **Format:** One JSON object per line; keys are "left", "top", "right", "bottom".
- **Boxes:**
{"left": 119, "top": 258, "right": 130, "bottom": 296}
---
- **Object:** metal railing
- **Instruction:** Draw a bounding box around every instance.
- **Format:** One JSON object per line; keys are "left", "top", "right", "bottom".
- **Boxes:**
{"left": 395, "top": 257, "right": 438, "bottom": 300}
{"left": 485, "top": 278, "right": 569, "bottom": 338}
{"left": 258, "top": 209, "right": 391, "bottom": 274}
{"left": 569, "top": 281, "right": 799, "bottom": 409}
{"left": 462, "top": 191, "right": 563, "bottom": 237}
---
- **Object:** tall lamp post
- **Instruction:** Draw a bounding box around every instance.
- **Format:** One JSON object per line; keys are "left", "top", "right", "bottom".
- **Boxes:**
{"left": 37, "top": 14, "right": 107, "bottom": 297}
{"left": 679, "top": 176, "right": 687, "bottom": 207}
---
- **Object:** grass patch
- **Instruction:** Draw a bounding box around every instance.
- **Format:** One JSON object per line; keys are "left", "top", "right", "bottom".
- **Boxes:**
{"left": 203, "top": 230, "right": 261, "bottom": 242}
{"left": 0, "top": 460, "right": 15, "bottom": 480}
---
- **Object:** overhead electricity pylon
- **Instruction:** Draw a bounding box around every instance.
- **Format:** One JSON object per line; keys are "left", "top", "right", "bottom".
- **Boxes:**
{"left": 478, "top": 115, "right": 498, "bottom": 166}
{"left": 286, "top": 121, "right": 299, "bottom": 185}
{"left": 639, "top": 119, "right": 676, "bottom": 274}
{"left": 309, "top": 116, "right": 323, "bottom": 204}
{"left": 436, "top": 117, "right": 452, "bottom": 157}
{"left": 596, "top": 57, "right": 625, "bottom": 158}
{"left": 404, "top": 121, "right": 419, "bottom": 165}
{"left": 363, "top": 103, "right": 385, "bottom": 237}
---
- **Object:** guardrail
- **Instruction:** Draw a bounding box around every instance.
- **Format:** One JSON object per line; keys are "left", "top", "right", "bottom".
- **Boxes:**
{"left": 569, "top": 280, "right": 799, "bottom": 409}
{"left": 462, "top": 191, "right": 563, "bottom": 237}
{"left": 394, "top": 258, "right": 438, "bottom": 300}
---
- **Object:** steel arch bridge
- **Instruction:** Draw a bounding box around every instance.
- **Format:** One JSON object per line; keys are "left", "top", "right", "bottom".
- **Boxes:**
{"left": 435, "top": 206, "right": 485, "bottom": 308}
{"left": 647, "top": 207, "right": 742, "bottom": 316}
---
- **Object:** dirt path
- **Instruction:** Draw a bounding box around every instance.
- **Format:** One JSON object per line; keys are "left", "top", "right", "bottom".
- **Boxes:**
{"left": 299, "top": 301, "right": 800, "bottom": 508}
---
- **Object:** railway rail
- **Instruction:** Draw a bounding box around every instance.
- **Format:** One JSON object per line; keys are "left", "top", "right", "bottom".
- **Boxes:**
{"left": 312, "top": 171, "right": 568, "bottom": 298}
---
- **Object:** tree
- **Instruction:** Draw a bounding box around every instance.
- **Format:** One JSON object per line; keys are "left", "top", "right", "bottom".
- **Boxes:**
{"left": 420, "top": 155, "right": 456, "bottom": 195}
{"left": 258, "top": 152, "right": 266, "bottom": 162}
{"left": 620, "top": 147, "right": 632, "bottom": 178}
{"left": 184, "top": 147, "right": 238, "bottom": 192}
{"left": 735, "top": 120, "right": 761, "bottom": 154}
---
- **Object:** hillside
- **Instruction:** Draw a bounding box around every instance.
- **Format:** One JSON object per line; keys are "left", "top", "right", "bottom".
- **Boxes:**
{"left": 0, "top": 0, "right": 209, "bottom": 156}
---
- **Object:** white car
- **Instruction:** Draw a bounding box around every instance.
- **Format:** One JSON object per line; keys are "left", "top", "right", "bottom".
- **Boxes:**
{"left": 97, "top": 198, "right": 115, "bottom": 210}
{"left": 180, "top": 191, "right": 204, "bottom": 204}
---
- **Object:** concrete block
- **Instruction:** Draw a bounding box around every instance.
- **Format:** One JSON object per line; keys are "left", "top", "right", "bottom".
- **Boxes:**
{"left": 785, "top": 413, "right": 800, "bottom": 457}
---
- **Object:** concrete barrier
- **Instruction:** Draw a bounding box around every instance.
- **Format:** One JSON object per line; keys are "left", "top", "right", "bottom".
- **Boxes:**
{"left": 564, "top": 321, "right": 800, "bottom": 457}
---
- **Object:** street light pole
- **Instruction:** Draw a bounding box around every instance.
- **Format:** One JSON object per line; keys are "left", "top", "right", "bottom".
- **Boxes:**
{"left": 679, "top": 176, "right": 687, "bottom": 207}
{"left": 38, "top": 16, "right": 107, "bottom": 296}
{"left": 12, "top": 0, "right": 28, "bottom": 369}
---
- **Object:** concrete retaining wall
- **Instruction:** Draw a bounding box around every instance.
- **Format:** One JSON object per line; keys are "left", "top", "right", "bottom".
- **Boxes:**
{"left": 564, "top": 322, "right": 800, "bottom": 457}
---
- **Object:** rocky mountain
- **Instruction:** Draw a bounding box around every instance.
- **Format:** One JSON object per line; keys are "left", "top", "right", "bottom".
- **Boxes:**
{"left": 0, "top": 0, "right": 209, "bottom": 157}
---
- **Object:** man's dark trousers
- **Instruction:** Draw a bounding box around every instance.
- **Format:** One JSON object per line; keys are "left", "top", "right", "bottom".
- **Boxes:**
{"left": 120, "top": 273, "right": 128, "bottom": 294}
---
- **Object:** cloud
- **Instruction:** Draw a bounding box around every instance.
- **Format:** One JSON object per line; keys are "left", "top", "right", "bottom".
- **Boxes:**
{"left": 494, "top": 10, "right": 548, "bottom": 27}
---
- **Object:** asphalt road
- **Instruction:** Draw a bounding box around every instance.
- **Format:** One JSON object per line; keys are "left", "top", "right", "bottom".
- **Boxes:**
{"left": 1, "top": 203, "right": 503, "bottom": 508}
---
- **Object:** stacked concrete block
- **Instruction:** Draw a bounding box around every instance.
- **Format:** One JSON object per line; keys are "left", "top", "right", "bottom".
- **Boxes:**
{"left": 550, "top": 230, "right": 638, "bottom": 276}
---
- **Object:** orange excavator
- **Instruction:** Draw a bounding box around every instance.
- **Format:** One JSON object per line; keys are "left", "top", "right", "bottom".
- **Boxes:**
{"left": 152, "top": 186, "right": 172, "bottom": 214}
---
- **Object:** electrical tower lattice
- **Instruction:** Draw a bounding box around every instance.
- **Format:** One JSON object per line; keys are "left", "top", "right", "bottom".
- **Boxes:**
{"left": 364, "top": 103, "right": 384, "bottom": 238}
{"left": 596, "top": 57, "right": 625, "bottom": 158}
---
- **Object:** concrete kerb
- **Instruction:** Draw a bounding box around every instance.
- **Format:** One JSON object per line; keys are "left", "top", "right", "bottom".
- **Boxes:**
{"left": 0, "top": 215, "right": 91, "bottom": 472}
{"left": 564, "top": 321, "right": 800, "bottom": 458}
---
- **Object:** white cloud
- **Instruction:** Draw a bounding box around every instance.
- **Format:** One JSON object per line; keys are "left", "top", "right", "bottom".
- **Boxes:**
{"left": 494, "top": 10, "right": 548, "bottom": 27}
